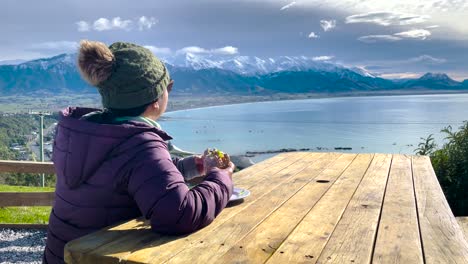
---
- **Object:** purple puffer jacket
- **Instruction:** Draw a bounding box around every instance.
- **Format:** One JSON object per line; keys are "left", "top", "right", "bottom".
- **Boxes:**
{"left": 43, "top": 107, "right": 233, "bottom": 264}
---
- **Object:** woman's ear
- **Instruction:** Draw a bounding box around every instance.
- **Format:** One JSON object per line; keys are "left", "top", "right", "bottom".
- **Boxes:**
{"left": 151, "top": 100, "right": 160, "bottom": 112}
{"left": 142, "top": 100, "right": 160, "bottom": 120}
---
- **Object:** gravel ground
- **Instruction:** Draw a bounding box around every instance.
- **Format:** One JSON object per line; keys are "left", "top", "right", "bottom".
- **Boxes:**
{"left": 0, "top": 229, "right": 46, "bottom": 264}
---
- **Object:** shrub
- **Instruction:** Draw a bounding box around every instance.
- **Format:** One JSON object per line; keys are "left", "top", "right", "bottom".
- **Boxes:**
{"left": 418, "top": 122, "right": 468, "bottom": 216}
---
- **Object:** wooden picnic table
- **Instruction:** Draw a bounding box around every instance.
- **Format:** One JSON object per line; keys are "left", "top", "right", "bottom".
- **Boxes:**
{"left": 64, "top": 152, "right": 468, "bottom": 263}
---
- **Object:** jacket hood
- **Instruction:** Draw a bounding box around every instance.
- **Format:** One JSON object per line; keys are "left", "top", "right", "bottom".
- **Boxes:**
{"left": 53, "top": 107, "right": 172, "bottom": 189}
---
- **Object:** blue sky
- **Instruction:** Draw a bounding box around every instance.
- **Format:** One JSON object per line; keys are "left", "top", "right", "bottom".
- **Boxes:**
{"left": 1, "top": 0, "right": 468, "bottom": 80}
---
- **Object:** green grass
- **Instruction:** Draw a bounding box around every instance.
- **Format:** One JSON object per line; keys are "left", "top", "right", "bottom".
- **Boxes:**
{"left": 0, "top": 184, "right": 54, "bottom": 224}
{"left": 0, "top": 185, "right": 54, "bottom": 192}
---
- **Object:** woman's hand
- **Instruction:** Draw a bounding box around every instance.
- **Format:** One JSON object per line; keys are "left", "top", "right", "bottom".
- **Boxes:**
{"left": 224, "top": 161, "right": 236, "bottom": 180}
{"left": 194, "top": 155, "right": 204, "bottom": 175}
{"left": 202, "top": 148, "right": 234, "bottom": 175}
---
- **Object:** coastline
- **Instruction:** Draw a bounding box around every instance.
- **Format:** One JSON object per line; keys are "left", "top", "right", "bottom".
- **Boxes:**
{"left": 164, "top": 89, "right": 468, "bottom": 113}
{"left": 1, "top": 89, "right": 468, "bottom": 114}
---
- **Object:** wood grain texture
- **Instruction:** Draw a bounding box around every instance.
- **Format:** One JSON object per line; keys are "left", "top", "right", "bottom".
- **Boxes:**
{"left": 457, "top": 217, "right": 468, "bottom": 239}
{"left": 64, "top": 218, "right": 149, "bottom": 264}
{"left": 372, "top": 155, "right": 423, "bottom": 264}
{"left": 0, "top": 192, "right": 54, "bottom": 206}
{"left": 267, "top": 153, "right": 374, "bottom": 264}
{"left": 64, "top": 153, "right": 468, "bottom": 264}
{"left": 217, "top": 154, "right": 358, "bottom": 264}
{"left": 164, "top": 153, "right": 342, "bottom": 264}
{"left": 66, "top": 152, "right": 320, "bottom": 264}
{"left": 412, "top": 156, "right": 468, "bottom": 263}
{"left": 314, "top": 154, "right": 392, "bottom": 264}
{"left": 0, "top": 160, "right": 54, "bottom": 174}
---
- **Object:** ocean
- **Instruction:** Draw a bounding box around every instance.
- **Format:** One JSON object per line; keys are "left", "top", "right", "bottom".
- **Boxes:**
{"left": 159, "top": 94, "right": 468, "bottom": 161}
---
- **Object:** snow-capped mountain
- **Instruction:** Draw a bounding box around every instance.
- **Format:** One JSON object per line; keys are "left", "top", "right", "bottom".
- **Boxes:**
{"left": 0, "top": 59, "right": 27, "bottom": 66}
{"left": 403, "top": 72, "right": 462, "bottom": 89}
{"left": 0, "top": 53, "right": 466, "bottom": 96}
{"left": 164, "top": 53, "right": 350, "bottom": 76}
{"left": 0, "top": 53, "right": 93, "bottom": 94}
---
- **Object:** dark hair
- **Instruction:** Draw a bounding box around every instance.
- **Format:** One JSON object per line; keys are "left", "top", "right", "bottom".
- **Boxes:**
{"left": 107, "top": 99, "right": 157, "bottom": 117}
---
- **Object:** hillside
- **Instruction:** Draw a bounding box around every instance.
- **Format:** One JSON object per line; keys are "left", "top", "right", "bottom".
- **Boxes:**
{"left": 0, "top": 53, "right": 467, "bottom": 96}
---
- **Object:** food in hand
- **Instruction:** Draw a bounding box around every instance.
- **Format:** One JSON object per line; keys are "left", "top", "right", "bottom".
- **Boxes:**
{"left": 204, "top": 148, "right": 230, "bottom": 169}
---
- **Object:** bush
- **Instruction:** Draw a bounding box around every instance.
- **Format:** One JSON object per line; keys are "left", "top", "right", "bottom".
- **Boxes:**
{"left": 418, "top": 121, "right": 468, "bottom": 216}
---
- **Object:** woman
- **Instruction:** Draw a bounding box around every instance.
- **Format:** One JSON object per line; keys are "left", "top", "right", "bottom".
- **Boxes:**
{"left": 43, "top": 40, "right": 234, "bottom": 263}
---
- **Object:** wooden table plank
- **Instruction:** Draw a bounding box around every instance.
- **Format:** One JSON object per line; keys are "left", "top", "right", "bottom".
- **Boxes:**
{"left": 65, "top": 152, "right": 320, "bottom": 263}
{"left": 457, "top": 217, "right": 468, "bottom": 238}
{"left": 313, "top": 153, "right": 392, "bottom": 264}
{"left": 217, "top": 153, "right": 359, "bottom": 264}
{"left": 412, "top": 156, "right": 468, "bottom": 263}
{"left": 64, "top": 153, "right": 468, "bottom": 264}
{"left": 64, "top": 152, "right": 309, "bottom": 263}
{"left": 372, "top": 155, "right": 423, "bottom": 264}
{"left": 162, "top": 153, "right": 342, "bottom": 263}
{"left": 266, "top": 153, "right": 374, "bottom": 264}
{"left": 228, "top": 152, "right": 290, "bottom": 185}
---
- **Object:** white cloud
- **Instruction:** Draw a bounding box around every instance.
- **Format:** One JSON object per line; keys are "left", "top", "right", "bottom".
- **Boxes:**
{"left": 408, "top": 54, "right": 446, "bottom": 64}
{"left": 358, "top": 29, "right": 431, "bottom": 43}
{"left": 77, "top": 16, "right": 156, "bottom": 32}
{"left": 259, "top": 0, "right": 468, "bottom": 37}
{"left": 111, "top": 17, "right": 132, "bottom": 30}
{"left": 138, "top": 16, "right": 158, "bottom": 31}
{"left": 213, "top": 46, "right": 239, "bottom": 55}
{"left": 76, "top": 21, "right": 90, "bottom": 32}
{"left": 394, "top": 29, "right": 431, "bottom": 40}
{"left": 345, "top": 12, "right": 429, "bottom": 26}
{"left": 280, "top": 2, "right": 296, "bottom": 10}
{"left": 143, "top": 46, "right": 172, "bottom": 55}
{"left": 93, "top": 18, "right": 112, "bottom": 31}
{"left": 30, "top": 41, "right": 79, "bottom": 52}
{"left": 312, "top": 55, "right": 334, "bottom": 61}
{"left": 308, "top": 32, "right": 319, "bottom": 38}
{"left": 320, "top": 20, "right": 336, "bottom": 32}
{"left": 358, "top": 35, "right": 402, "bottom": 43}
{"left": 177, "top": 46, "right": 239, "bottom": 55}
{"left": 426, "top": 25, "right": 440, "bottom": 29}
{"left": 178, "top": 46, "right": 209, "bottom": 54}
{"left": 93, "top": 17, "right": 132, "bottom": 31}
{"left": 379, "top": 72, "right": 422, "bottom": 79}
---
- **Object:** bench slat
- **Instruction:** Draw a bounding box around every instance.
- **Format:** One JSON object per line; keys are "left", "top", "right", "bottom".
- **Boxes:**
{"left": 0, "top": 192, "right": 54, "bottom": 207}
{"left": 0, "top": 160, "right": 54, "bottom": 174}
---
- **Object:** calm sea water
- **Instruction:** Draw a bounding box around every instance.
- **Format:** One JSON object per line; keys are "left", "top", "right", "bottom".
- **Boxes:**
{"left": 159, "top": 94, "right": 468, "bottom": 160}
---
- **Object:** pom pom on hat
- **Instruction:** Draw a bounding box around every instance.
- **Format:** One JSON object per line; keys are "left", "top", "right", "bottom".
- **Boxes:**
{"left": 77, "top": 40, "right": 115, "bottom": 86}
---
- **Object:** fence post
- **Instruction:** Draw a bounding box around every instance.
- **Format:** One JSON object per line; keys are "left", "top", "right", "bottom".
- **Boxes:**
{"left": 39, "top": 113, "right": 45, "bottom": 187}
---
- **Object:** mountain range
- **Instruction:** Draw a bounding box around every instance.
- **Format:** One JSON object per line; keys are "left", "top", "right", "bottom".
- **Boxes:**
{"left": 0, "top": 53, "right": 467, "bottom": 96}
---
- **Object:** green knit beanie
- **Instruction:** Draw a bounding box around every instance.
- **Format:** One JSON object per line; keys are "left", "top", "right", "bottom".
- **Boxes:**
{"left": 96, "top": 42, "right": 170, "bottom": 109}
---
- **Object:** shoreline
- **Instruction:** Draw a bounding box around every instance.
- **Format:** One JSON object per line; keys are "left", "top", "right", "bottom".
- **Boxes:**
{"left": 1, "top": 90, "right": 468, "bottom": 114}
{"left": 164, "top": 89, "right": 468, "bottom": 113}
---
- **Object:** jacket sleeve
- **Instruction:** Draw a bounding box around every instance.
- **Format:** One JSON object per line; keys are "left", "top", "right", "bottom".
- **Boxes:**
{"left": 127, "top": 144, "right": 233, "bottom": 235}
{"left": 172, "top": 156, "right": 203, "bottom": 180}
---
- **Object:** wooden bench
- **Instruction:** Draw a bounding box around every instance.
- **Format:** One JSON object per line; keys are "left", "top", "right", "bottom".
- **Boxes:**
{"left": 0, "top": 160, "right": 54, "bottom": 229}
{"left": 64, "top": 152, "right": 468, "bottom": 263}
